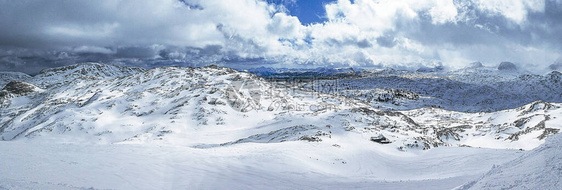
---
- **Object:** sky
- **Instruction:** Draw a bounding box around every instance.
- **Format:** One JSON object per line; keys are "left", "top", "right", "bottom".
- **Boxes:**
{"left": 1, "top": 0, "right": 562, "bottom": 74}
{"left": 266, "top": 0, "right": 335, "bottom": 24}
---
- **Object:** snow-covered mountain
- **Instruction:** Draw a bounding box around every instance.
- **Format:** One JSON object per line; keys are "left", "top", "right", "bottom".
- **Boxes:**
{"left": 1, "top": 63, "right": 560, "bottom": 151}
{"left": 0, "top": 71, "right": 31, "bottom": 87}
{"left": 305, "top": 66, "right": 562, "bottom": 112}
{"left": 245, "top": 66, "right": 361, "bottom": 78}
{"left": 457, "top": 133, "right": 562, "bottom": 189}
{"left": 28, "top": 62, "right": 146, "bottom": 88}
{"left": 1, "top": 63, "right": 356, "bottom": 144}
{"left": 1, "top": 62, "right": 561, "bottom": 189}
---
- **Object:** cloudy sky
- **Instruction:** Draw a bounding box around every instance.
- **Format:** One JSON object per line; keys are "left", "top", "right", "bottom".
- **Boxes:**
{"left": 1, "top": 0, "right": 561, "bottom": 74}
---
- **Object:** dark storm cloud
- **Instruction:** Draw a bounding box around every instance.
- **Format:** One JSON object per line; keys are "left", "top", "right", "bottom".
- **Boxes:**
{"left": 1, "top": 0, "right": 562, "bottom": 73}
{"left": 115, "top": 47, "right": 158, "bottom": 59}
{"left": 324, "top": 37, "right": 373, "bottom": 49}
{"left": 376, "top": 34, "right": 397, "bottom": 48}
{"left": 0, "top": 0, "right": 294, "bottom": 73}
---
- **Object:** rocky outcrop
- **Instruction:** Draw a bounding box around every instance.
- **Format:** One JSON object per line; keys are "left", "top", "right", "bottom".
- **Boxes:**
{"left": 468, "top": 62, "right": 483, "bottom": 68}
{"left": 497, "top": 62, "right": 517, "bottom": 71}
{"left": 0, "top": 81, "right": 40, "bottom": 100}
{"left": 370, "top": 135, "right": 391, "bottom": 144}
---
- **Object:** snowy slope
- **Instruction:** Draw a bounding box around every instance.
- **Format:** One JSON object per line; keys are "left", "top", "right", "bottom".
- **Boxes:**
{"left": 0, "top": 139, "right": 522, "bottom": 190}
{"left": 399, "top": 100, "right": 562, "bottom": 150}
{"left": 1, "top": 63, "right": 560, "bottom": 151}
{"left": 0, "top": 71, "right": 31, "bottom": 87}
{"left": 0, "top": 64, "right": 358, "bottom": 144}
{"left": 303, "top": 67, "right": 562, "bottom": 112}
{"left": 28, "top": 62, "right": 146, "bottom": 88}
{"left": 1, "top": 62, "right": 561, "bottom": 189}
{"left": 457, "top": 133, "right": 562, "bottom": 190}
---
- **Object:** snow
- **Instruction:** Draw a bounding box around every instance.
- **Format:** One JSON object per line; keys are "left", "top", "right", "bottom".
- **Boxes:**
{"left": 457, "top": 133, "right": 562, "bottom": 189}
{"left": 0, "top": 140, "right": 521, "bottom": 190}
{"left": 1, "top": 62, "right": 562, "bottom": 189}
{"left": 0, "top": 71, "right": 31, "bottom": 87}
{"left": 305, "top": 66, "right": 562, "bottom": 112}
{"left": 2, "top": 63, "right": 561, "bottom": 150}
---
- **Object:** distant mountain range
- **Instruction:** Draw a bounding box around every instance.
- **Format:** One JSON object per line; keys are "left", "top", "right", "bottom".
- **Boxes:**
{"left": 1, "top": 62, "right": 560, "bottom": 151}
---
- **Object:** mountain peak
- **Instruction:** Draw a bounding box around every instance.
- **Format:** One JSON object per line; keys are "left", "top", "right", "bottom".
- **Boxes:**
{"left": 468, "top": 61, "right": 484, "bottom": 68}
{"left": 31, "top": 62, "right": 147, "bottom": 88}
{"left": 2, "top": 81, "right": 39, "bottom": 95}
{"left": 0, "top": 71, "right": 32, "bottom": 87}
{"left": 39, "top": 62, "right": 146, "bottom": 76}
{"left": 0, "top": 81, "right": 41, "bottom": 101}
{"left": 498, "top": 61, "right": 517, "bottom": 71}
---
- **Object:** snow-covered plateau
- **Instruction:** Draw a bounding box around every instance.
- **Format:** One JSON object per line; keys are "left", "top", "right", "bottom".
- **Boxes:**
{"left": 0, "top": 62, "right": 561, "bottom": 189}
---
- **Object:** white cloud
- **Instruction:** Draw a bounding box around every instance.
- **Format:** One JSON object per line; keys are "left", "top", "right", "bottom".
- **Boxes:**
{"left": 473, "top": 0, "right": 545, "bottom": 24}
{"left": 46, "top": 23, "right": 120, "bottom": 42}
{"left": 428, "top": 0, "right": 459, "bottom": 24}
{"left": 268, "top": 13, "right": 304, "bottom": 39}
{"left": 0, "top": 0, "right": 560, "bottom": 73}
{"left": 290, "top": 0, "right": 558, "bottom": 70}
{"left": 72, "top": 46, "right": 114, "bottom": 54}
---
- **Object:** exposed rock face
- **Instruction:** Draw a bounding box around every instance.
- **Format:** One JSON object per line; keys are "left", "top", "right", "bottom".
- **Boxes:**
{"left": 0, "top": 72, "right": 31, "bottom": 87}
{"left": 498, "top": 62, "right": 517, "bottom": 71}
{"left": 0, "top": 90, "right": 11, "bottom": 99}
{"left": 30, "top": 62, "right": 147, "bottom": 89}
{"left": 0, "top": 81, "right": 39, "bottom": 102}
{"left": 3, "top": 81, "right": 36, "bottom": 95}
{"left": 546, "top": 71, "right": 561, "bottom": 85}
{"left": 548, "top": 63, "right": 562, "bottom": 70}
{"left": 299, "top": 135, "right": 322, "bottom": 142}
{"left": 417, "top": 65, "right": 444, "bottom": 72}
{"left": 0, "top": 62, "right": 561, "bottom": 152}
{"left": 468, "top": 62, "right": 483, "bottom": 68}
{"left": 370, "top": 135, "right": 391, "bottom": 144}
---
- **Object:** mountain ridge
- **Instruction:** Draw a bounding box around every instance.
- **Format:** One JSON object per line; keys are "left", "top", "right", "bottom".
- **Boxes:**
{"left": 0, "top": 63, "right": 560, "bottom": 151}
